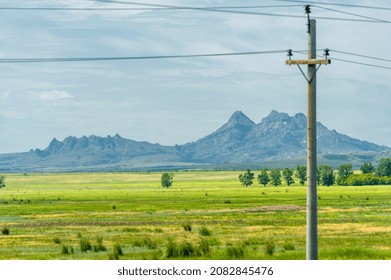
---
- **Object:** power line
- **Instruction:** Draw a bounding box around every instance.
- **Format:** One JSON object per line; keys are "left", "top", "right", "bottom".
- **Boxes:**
{"left": 331, "top": 50, "right": 391, "bottom": 64}
{"left": 0, "top": 7, "right": 168, "bottom": 11}
{"left": 93, "top": 1, "right": 391, "bottom": 23}
{"left": 92, "top": 0, "right": 303, "bottom": 10}
{"left": 274, "top": 0, "right": 391, "bottom": 11}
{"left": 0, "top": 2, "right": 304, "bottom": 11}
{"left": 312, "top": 5, "right": 391, "bottom": 23}
{"left": 1, "top": 1, "right": 388, "bottom": 23}
{"left": 293, "top": 49, "right": 391, "bottom": 70}
{"left": 0, "top": 49, "right": 289, "bottom": 64}
{"left": 330, "top": 57, "right": 391, "bottom": 70}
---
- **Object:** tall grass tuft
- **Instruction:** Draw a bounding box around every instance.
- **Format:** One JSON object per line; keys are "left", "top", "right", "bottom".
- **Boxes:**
{"left": 178, "top": 242, "right": 195, "bottom": 257}
{"left": 265, "top": 241, "right": 276, "bottom": 256}
{"left": 284, "top": 242, "right": 295, "bottom": 251}
{"left": 199, "top": 226, "right": 211, "bottom": 236}
{"left": 226, "top": 244, "right": 244, "bottom": 259}
{"left": 93, "top": 236, "right": 106, "bottom": 252}
{"left": 1, "top": 226, "right": 10, "bottom": 235}
{"left": 80, "top": 238, "right": 92, "bottom": 252}
{"left": 109, "top": 243, "right": 123, "bottom": 260}
{"left": 198, "top": 238, "right": 210, "bottom": 256}
{"left": 182, "top": 221, "right": 192, "bottom": 232}
{"left": 61, "top": 245, "right": 74, "bottom": 254}
{"left": 165, "top": 239, "right": 178, "bottom": 258}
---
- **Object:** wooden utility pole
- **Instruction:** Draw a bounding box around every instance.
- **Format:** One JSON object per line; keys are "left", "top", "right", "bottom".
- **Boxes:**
{"left": 285, "top": 6, "right": 330, "bottom": 260}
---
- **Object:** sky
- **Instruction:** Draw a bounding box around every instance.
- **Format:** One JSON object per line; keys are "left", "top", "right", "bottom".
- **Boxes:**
{"left": 0, "top": 0, "right": 390, "bottom": 153}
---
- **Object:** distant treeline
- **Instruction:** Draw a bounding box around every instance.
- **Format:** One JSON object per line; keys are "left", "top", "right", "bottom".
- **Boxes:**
{"left": 238, "top": 158, "right": 391, "bottom": 187}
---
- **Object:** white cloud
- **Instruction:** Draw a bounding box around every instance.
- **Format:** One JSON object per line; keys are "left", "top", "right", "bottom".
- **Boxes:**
{"left": 36, "top": 90, "right": 74, "bottom": 102}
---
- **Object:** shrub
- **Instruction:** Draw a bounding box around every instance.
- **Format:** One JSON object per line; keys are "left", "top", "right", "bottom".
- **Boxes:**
{"left": 265, "top": 241, "right": 275, "bottom": 256}
{"left": 113, "top": 243, "right": 123, "bottom": 256}
{"left": 93, "top": 236, "right": 106, "bottom": 252}
{"left": 62, "top": 245, "right": 69, "bottom": 254}
{"left": 1, "top": 226, "right": 9, "bottom": 235}
{"left": 143, "top": 237, "right": 158, "bottom": 250}
{"left": 108, "top": 244, "right": 123, "bottom": 260}
{"left": 165, "top": 239, "right": 178, "bottom": 258}
{"left": 226, "top": 244, "right": 244, "bottom": 259}
{"left": 62, "top": 245, "right": 74, "bottom": 254}
{"left": 345, "top": 174, "right": 391, "bottom": 186}
{"left": 80, "top": 238, "right": 92, "bottom": 252}
{"left": 199, "top": 226, "right": 211, "bottom": 236}
{"left": 182, "top": 221, "right": 192, "bottom": 232}
{"left": 284, "top": 242, "right": 295, "bottom": 251}
{"left": 178, "top": 242, "right": 195, "bottom": 257}
{"left": 53, "top": 237, "right": 61, "bottom": 244}
{"left": 198, "top": 238, "right": 210, "bottom": 256}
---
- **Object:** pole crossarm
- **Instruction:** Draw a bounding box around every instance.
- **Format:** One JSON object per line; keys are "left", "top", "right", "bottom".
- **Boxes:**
{"left": 285, "top": 59, "right": 331, "bottom": 65}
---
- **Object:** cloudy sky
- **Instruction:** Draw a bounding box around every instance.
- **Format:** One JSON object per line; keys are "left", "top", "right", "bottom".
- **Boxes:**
{"left": 0, "top": 0, "right": 390, "bottom": 153}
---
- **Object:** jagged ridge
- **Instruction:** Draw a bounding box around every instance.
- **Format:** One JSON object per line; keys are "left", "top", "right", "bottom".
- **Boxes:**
{"left": 0, "top": 110, "right": 388, "bottom": 172}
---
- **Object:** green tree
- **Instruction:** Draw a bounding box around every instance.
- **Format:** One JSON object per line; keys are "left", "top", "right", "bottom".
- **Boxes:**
{"left": 360, "top": 162, "right": 375, "bottom": 174}
{"left": 257, "top": 169, "right": 270, "bottom": 187}
{"left": 336, "top": 163, "right": 353, "bottom": 186}
{"left": 161, "top": 173, "right": 174, "bottom": 188}
{"left": 0, "top": 175, "right": 5, "bottom": 188}
{"left": 319, "top": 165, "right": 335, "bottom": 187}
{"left": 316, "top": 167, "right": 321, "bottom": 186}
{"left": 376, "top": 158, "right": 391, "bottom": 177}
{"left": 270, "top": 169, "right": 282, "bottom": 187}
{"left": 239, "top": 169, "right": 254, "bottom": 187}
{"left": 282, "top": 168, "right": 295, "bottom": 186}
{"left": 295, "top": 165, "right": 307, "bottom": 186}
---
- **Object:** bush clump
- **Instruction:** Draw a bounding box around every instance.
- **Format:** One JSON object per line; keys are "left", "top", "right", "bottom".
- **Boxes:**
{"left": 182, "top": 221, "right": 192, "bottom": 232}
{"left": 108, "top": 243, "right": 123, "bottom": 260}
{"left": 199, "top": 226, "right": 211, "bottom": 236}
{"left": 62, "top": 245, "right": 74, "bottom": 255}
{"left": 93, "top": 236, "right": 107, "bottom": 252}
{"left": 1, "top": 226, "right": 10, "bottom": 235}
{"left": 284, "top": 242, "right": 295, "bottom": 251}
{"left": 80, "top": 238, "right": 92, "bottom": 252}
{"left": 226, "top": 244, "right": 244, "bottom": 259}
{"left": 265, "top": 241, "right": 276, "bottom": 256}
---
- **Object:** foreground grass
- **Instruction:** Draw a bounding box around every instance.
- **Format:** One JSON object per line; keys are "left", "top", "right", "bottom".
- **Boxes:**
{"left": 0, "top": 171, "right": 390, "bottom": 260}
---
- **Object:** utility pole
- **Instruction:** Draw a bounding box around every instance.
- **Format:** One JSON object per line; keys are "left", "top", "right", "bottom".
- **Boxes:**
{"left": 285, "top": 6, "right": 330, "bottom": 260}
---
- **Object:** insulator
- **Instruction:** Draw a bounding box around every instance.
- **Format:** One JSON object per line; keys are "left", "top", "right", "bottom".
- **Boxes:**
{"left": 304, "top": 5, "right": 311, "bottom": 14}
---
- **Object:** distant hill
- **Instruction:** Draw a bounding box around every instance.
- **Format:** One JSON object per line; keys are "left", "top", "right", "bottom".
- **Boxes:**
{"left": 0, "top": 111, "right": 389, "bottom": 172}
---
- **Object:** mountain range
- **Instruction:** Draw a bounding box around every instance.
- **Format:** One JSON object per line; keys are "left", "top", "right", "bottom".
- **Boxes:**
{"left": 0, "top": 110, "right": 389, "bottom": 172}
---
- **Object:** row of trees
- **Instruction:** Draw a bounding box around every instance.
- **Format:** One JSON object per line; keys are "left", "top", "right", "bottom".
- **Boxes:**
{"left": 238, "top": 158, "right": 391, "bottom": 187}
{"left": 239, "top": 166, "right": 308, "bottom": 187}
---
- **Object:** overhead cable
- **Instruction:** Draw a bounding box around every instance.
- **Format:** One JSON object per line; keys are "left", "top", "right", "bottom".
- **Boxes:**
{"left": 0, "top": 49, "right": 289, "bottom": 64}
{"left": 273, "top": 0, "right": 391, "bottom": 11}
{"left": 330, "top": 50, "right": 391, "bottom": 64}
{"left": 312, "top": 5, "right": 391, "bottom": 23}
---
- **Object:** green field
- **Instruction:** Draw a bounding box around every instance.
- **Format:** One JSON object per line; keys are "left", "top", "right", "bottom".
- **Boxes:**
{"left": 0, "top": 171, "right": 390, "bottom": 260}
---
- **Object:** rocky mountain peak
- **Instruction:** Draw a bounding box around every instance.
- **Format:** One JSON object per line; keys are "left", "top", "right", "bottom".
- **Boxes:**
{"left": 227, "top": 111, "right": 255, "bottom": 126}
{"left": 261, "top": 110, "right": 290, "bottom": 123}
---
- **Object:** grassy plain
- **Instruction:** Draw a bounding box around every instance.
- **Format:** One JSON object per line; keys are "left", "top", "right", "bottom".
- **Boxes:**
{"left": 0, "top": 171, "right": 390, "bottom": 260}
